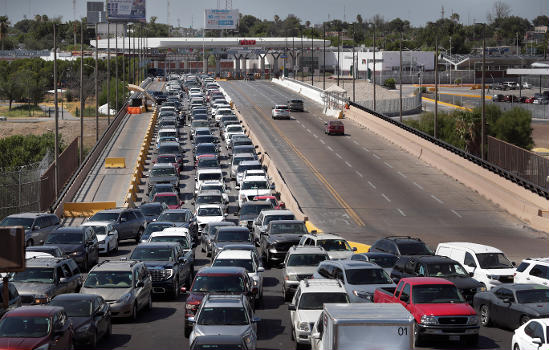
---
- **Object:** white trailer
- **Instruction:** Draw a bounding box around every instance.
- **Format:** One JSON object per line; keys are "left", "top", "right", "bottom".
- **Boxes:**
{"left": 310, "top": 303, "right": 414, "bottom": 350}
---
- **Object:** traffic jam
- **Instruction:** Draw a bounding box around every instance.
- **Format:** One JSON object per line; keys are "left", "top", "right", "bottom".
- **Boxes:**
{"left": 0, "top": 73, "right": 547, "bottom": 350}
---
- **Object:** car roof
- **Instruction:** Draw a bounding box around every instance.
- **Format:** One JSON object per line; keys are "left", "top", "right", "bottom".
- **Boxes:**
{"left": 438, "top": 242, "right": 503, "bottom": 253}
{"left": 239, "top": 160, "right": 261, "bottom": 166}
{"left": 161, "top": 209, "right": 191, "bottom": 214}
{"left": 159, "top": 227, "right": 189, "bottom": 235}
{"left": 135, "top": 242, "right": 180, "bottom": 249}
{"left": 321, "top": 260, "right": 379, "bottom": 270}
{"left": 197, "top": 190, "right": 222, "bottom": 196}
{"left": 197, "top": 168, "right": 223, "bottom": 174}
{"left": 241, "top": 201, "right": 272, "bottom": 207}
{"left": 521, "top": 257, "right": 549, "bottom": 264}
{"left": 196, "top": 203, "right": 223, "bottom": 209}
{"left": 403, "top": 277, "right": 455, "bottom": 285}
{"left": 298, "top": 279, "right": 346, "bottom": 292}
{"left": 157, "top": 154, "right": 177, "bottom": 158}
{"left": 5, "top": 212, "right": 55, "bottom": 219}
{"left": 260, "top": 209, "right": 294, "bottom": 216}
{"left": 269, "top": 220, "right": 304, "bottom": 225}
{"left": 158, "top": 141, "right": 179, "bottom": 146}
{"left": 500, "top": 284, "right": 549, "bottom": 292}
{"left": 215, "top": 250, "right": 253, "bottom": 260}
{"left": 154, "top": 192, "right": 178, "bottom": 197}
{"left": 357, "top": 252, "right": 397, "bottom": 258}
{"left": 196, "top": 266, "right": 247, "bottom": 275}
{"left": 52, "top": 293, "right": 96, "bottom": 301}
{"left": 25, "top": 257, "right": 69, "bottom": 267}
{"left": 53, "top": 226, "right": 85, "bottom": 233}
{"left": 158, "top": 128, "right": 177, "bottom": 132}
{"left": 288, "top": 246, "right": 327, "bottom": 254}
{"left": 140, "top": 202, "right": 165, "bottom": 208}
{"left": 407, "top": 255, "right": 455, "bottom": 263}
{"left": 242, "top": 176, "right": 268, "bottom": 182}
{"left": 216, "top": 226, "right": 251, "bottom": 233}
{"left": 91, "top": 260, "right": 140, "bottom": 271}
{"left": 152, "top": 163, "right": 176, "bottom": 169}
{"left": 203, "top": 294, "right": 245, "bottom": 308}
{"left": 221, "top": 244, "right": 256, "bottom": 251}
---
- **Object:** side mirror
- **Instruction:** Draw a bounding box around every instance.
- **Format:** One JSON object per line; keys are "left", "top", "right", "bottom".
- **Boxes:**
{"left": 311, "top": 332, "right": 321, "bottom": 339}
{"left": 178, "top": 256, "right": 187, "bottom": 263}
{"left": 257, "top": 267, "right": 265, "bottom": 273}
{"left": 324, "top": 122, "right": 328, "bottom": 126}
{"left": 469, "top": 272, "right": 475, "bottom": 277}
{"left": 288, "top": 304, "right": 296, "bottom": 311}
{"left": 59, "top": 277, "right": 69, "bottom": 284}
{"left": 33, "top": 226, "right": 40, "bottom": 231}
{"left": 252, "top": 317, "right": 261, "bottom": 323}
{"left": 136, "top": 281, "right": 144, "bottom": 288}
{"left": 95, "top": 310, "right": 105, "bottom": 317}
{"left": 532, "top": 338, "right": 542, "bottom": 345}
{"left": 352, "top": 247, "right": 357, "bottom": 252}
{"left": 270, "top": 183, "right": 275, "bottom": 190}
{"left": 224, "top": 213, "right": 228, "bottom": 217}
{"left": 503, "top": 297, "right": 512, "bottom": 304}
{"left": 512, "top": 261, "right": 516, "bottom": 266}
{"left": 120, "top": 217, "right": 127, "bottom": 222}
{"left": 180, "top": 286, "right": 187, "bottom": 294}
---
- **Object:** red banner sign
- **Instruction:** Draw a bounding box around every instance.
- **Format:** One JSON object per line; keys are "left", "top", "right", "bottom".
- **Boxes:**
{"left": 239, "top": 40, "right": 256, "bottom": 45}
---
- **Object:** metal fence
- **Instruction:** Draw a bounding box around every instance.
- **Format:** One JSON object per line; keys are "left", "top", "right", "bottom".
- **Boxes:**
{"left": 0, "top": 153, "right": 52, "bottom": 220}
{"left": 357, "top": 94, "right": 422, "bottom": 116}
{"left": 487, "top": 136, "right": 549, "bottom": 192}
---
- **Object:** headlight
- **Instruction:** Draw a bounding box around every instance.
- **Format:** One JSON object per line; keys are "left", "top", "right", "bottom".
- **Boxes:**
{"left": 252, "top": 279, "right": 258, "bottom": 286}
{"left": 286, "top": 274, "right": 296, "bottom": 281}
{"left": 478, "top": 286, "right": 487, "bottom": 292}
{"left": 34, "top": 295, "right": 51, "bottom": 305}
{"left": 76, "top": 323, "right": 92, "bottom": 334}
{"left": 164, "top": 269, "right": 174, "bottom": 279}
{"left": 239, "top": 221, "right": 248, "bottom": 226}
{"left": 242, "top": 333, "right": 253, "bottom": 345}
{"left": 71, "top": 251, "right": 84, "bottom": 256}
{"left": 298, "top": 322, "right": 311, "bottom": 332}
{"left": 269, "top": 247, "right": 277, "bottom": 253}
{"left": 420, "top": 315, "right": 438, "bottom": 325}
{"left": 352, "top": 290, "right": 373, "bottom": 301}
{"left": 33, "top": 344, "right": 49, "bottom": 350}
{"left": 467, "top": 316, "right": 479, "bottom": 325}
{"left": 116, "top": 293, "right": 132, "bottom": 304}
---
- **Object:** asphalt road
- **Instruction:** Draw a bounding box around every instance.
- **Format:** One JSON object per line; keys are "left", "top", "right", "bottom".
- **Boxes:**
{"left": 80, "top": 79, "right": 547, "bottom": 350}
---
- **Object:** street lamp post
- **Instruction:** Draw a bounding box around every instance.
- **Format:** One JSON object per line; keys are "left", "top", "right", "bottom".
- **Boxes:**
{"left": 79, "top": 21, "right": 84, "bottom": 164}
{"left": 481, "top": 24, "right": 486, "bottom": 160}
{"left": 95, "top": 23, "right": 99, "bottom": 142}
{"left": 53, "top": 23, "right": 59, "bottom": 199}
{"left": 435, "top": 36, "right": 439, "bottom": 138}
{"left": 323, "top": 22, "right": 326, "bottom": 90}
{"left": 373, "top": 23, "right": 376, "bottom": 111}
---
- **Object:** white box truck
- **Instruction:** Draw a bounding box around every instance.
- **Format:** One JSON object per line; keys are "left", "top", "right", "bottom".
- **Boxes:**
{"left": 310, "top": 303, "right": 414, "bottom": 350}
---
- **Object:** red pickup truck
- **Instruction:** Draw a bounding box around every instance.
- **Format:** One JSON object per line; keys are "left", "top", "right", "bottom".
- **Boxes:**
{"left": 374, "top": 277, "right": 479, "bottom": 346}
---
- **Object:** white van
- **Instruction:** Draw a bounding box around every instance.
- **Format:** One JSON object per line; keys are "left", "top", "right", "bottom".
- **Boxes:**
{"left": 195, "top": 168, "right": 223, "bottom": 194}
{"left": 435, "top": 242, "right": 516, "bottom": 290}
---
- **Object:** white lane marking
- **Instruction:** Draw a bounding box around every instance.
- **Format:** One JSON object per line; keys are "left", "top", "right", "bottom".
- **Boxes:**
{"left": 335, "top": 153, "right": 343, "bottom": 159}
{"left": 320, "top": 139, "right": 325, "bottom": 144}
{"left": 345, "top": 161, "right": 352, "bottom": 168}
{"left": 368, "top": 181, "right": 376, "bottom": 189}
{"left": 373, "top": 153, "right": 381, "bottom": 159}
{"left": 397, "top": 209, "right": 406, "bottom": 217}
{"left": 327, "top": 146, "right": 334, "bottom": 151}
{"left": 297, "top": 120, "right": 301, "bottom": 124}
{"left": 353, "top": 140, "right": 359, "bottom": 145}
{"left": 431, "top": 194, "right": 444, "bottom": 204}
{"left": 363, "top": 147, "right": 370, "bottom": 152}
{"left": 313, "top": 134, "right": 318, "bottom": 138}
{"left": 451, "top": 210, "right": 463, "bottom": 218}
{"left": 384, "top": 162, "right": 393, "bottom": 169}
{"left": 306, "top": 128, "right": 311, "bottom": 133}
{"left": 381, "top": 193, "right": 391, "bottom": 202}
{"left": 398, "top": 171, "right": 407, "bottom": 178}
{"left": 355, "top": 171, "right": 363, "bottom": 178}
{"left": 413, "top": 182, "right": 424, "bottom": 190}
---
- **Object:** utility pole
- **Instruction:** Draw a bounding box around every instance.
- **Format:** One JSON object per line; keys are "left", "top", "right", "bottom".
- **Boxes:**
{"left": 292, "top": 36, "right": 295, "bottom": 78}
{"left": 311, "top": 27, "right": 314, "bottom": 86}
{"left": 122, "top": 24, "right": 125, "bottom": 103}
{"left": 53, "top": 23, "right": 59, "bottom": 198}
{"left": 399, "top": 31, "right": 403, "bottom": 122}
{"left": 79, "top": 21, "right": 84, "bottom": 164}
{"left": 481, "top": 24, "right": 486, "bottom": 160}
{"left": 373, "top": 24, "right": 376, "bottom": 111}
{"left": 301, "top": 30, "right": 304, "bottom": 82}
{"left": 95, "top": 23, "right": 99, "bottom": 142}
{"left": 107, "top": 21, "right": 110, "bottom": 124}
{"left": 323, "top": 22, "right": 326, "bottom": 90}
{"left": 115, "top": 24, "right": 118, "bottom": 113}
{"left": 337, "top": 31, "right": 340, "bottom": 86}
{"left": 434, "top": 36, "right": 439, "bottom": 138}
{"left": 133, "top": 26, "right": 136, "bottom": 84}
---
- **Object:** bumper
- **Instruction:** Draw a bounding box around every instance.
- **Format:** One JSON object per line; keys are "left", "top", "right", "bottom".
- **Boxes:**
{"left": 295, "top": 329, "right": 311, "bottom": 344}
{"left": 284, "top": 280, "right": 300, "bottom": 293}
{"left": 418, "top": 325, "right": 479, "bottom": 337}
{"left": 98, "top": 242, "right": 109, "bottom": 254}
{"left": 107, "top": 301, "right": 133, "bottom": 318}
{"left": 74, "top": 329, "right": 96, "bottom": 345}
{"left": 152, "top": 279, "right": 175, "bottom": 295}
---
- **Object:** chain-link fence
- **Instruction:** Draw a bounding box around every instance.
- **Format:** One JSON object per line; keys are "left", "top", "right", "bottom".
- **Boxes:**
{"left": 0, "top": 152, "right": 52, "bottom": 220}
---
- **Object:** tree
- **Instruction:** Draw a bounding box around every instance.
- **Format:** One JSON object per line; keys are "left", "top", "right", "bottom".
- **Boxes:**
{"left": 488, "top": 1, "right": 511, "bottom": 22}
{"left": 0, "top": 16, "right": 9, "bottom": 51}
{"left": 0, "top": 70, "right": 24, "bottom": 110}
{"left": 532, "top": 15, "right": 549, "bottom": 27}
{"left": 450, "top": 13, "right": 460, "bottom": 23}
{"left": 356, "top": 14, "right": 363, "bottom": 24}
{"left": 492, "top": 107, "right": 533, "bottom": 150}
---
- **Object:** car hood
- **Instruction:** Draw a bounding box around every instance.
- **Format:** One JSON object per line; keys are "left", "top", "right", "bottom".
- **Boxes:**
{"left": 79, "top": 287, "right": 131, "bottom": 302}
{"left": 52, "top": 243, "right": 84, "bottom": 254}
{"left": 414, "top": 303, "right": 476, "bottom": 317}
{"left": 296, "top": 310, "right": 323, "bottom": 324}
{"left": 193, "top": 325, "right": 251, "bottom": 337}
{"left": 96, "top": 234, "right": 107, "bottom": 241}
{"left": 443, "top": 276, "right": 482, "bottom": 289}
{"left": 480, "top": 268, "right": 516, "bottom": 277}
{"left": 0, "top": 337, "right": 45, "bottom": 349}
{"left": 240, "top": 189, "right": 270, "bottom": 197}
{"left": 286, "top": 266, "right": 317, "bottom": 276}
{"left": 267, "top": 234, "right": 302, "bottom": 244}
{"left": 197, "top": 216, "right": 224, "bottom": 224}
{"left": 522, "top": 302, "right": 549, "bottom": 316}
{"left": 149, "top": 175, "right": 178, "bottom": 183}
{"left": 142, "top": 261, "right": 174, "bottom": 269}
{"left": 352, "top": 283, "right": 396, "bottom": 294}
{"left": 13, "top": 283, "right": 54, "bottom": 297}
{"left": 239, "top": 214, "right": 258, "bottom": 221}
{"left": 326, "top": 251, "right": 354, "bottom": 260}
{"left": 70, "top": 316, "right": 92, "bottom": 331}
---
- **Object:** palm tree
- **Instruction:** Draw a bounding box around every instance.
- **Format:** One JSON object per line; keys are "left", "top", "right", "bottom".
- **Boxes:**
{"left": 0, "top": 16, "right": 9, "bottom": 51}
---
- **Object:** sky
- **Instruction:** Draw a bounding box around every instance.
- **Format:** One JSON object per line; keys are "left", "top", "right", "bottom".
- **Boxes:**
{"left": 2, "top": 0, "right": 548, "bottom": 29}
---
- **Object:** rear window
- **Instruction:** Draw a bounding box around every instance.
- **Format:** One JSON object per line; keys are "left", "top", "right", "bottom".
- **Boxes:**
{"left": 198, "top": 173, "right": 222, "bottom": 181}
{"left": 158, "top": 145, "right": 180, "bottom": 154}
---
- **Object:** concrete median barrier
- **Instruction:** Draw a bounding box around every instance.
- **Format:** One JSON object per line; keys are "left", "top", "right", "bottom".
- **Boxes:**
{"left": 104, "top": 157, "right": 126, "bottom": 169}
{"left": 63, "top": 201, "right": 116, "bottom": 217}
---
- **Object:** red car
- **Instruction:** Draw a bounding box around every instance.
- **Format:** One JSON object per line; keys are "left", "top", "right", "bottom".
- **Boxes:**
{"left": 0, "top": 306, "right": 74, "bottom": 350}
{"left": 324, "top": 120, "right": 345, "bottom": 135}
{"left": 374, "top": 277, "right": 479, "bottom": 345}
{"left": 183, "top": 266, "right": 254, "bottom": 337}
{"left": 524, "top": 96, "right": 535, "bottom": 103}
{"left": 252, "top": 195, "right": 285, "bottom": 209}
{"left": 154, "top": 153, "right": 182, "bottom": 172}
{"left": 153, "top": 192, "right": 183, "bottom": 209}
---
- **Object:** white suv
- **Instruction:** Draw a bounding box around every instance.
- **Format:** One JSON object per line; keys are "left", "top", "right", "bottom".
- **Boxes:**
{"left": 288, "top": 279, "right": 349, "bottom": 347}
{"left": 514, "top": 258, "right": 549, "bottom": 287}
{"left": 212, "top": 249, "right": 264, "bottom": 301}
{"left": 297, "top": 233, "right": 356, "bottom": 260}
{"left": 238, "top": 176, "right": 272, "bottom": 208}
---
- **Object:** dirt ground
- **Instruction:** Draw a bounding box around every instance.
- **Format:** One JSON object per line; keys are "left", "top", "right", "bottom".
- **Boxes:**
{"left": 0, "top": 118, "right": 109, "bottom": 150}
{"left": 532, "top": 122, "right": 549, "bottom": 149}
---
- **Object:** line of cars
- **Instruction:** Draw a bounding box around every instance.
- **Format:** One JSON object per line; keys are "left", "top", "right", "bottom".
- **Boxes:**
{"left": 492, "top": 90, "right": 549, "bottom": 104}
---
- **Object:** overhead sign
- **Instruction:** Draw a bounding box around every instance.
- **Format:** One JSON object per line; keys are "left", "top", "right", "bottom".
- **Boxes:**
{"left": 87, "top": 1, "right": 106, "bottom": 25}
{"left": 97, "top": 23, "right": 126, "bottom": 37}
{"left": 204, "top": 9, "right": 239, "bottom": 30}
{"left": 106, "top": 0, "right": 146, "bottom": 23}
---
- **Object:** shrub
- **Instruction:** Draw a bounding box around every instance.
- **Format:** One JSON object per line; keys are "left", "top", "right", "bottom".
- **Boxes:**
{"left": 384, "top": 78, "right": 396, "bottom": 89}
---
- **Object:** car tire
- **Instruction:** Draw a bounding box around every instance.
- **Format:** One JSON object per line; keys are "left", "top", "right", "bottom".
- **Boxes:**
{"left": 89, "top": 331, "right": 97, "bottom": 350}
{"left": 184, "top": 326, "right": 191, "bottom": 338}
{"left": 130, "top": 303, "right": 138, "bottom": 322}
{"left": 146, "top": 293, "right": 153, "bottom": 311}
{"left": 514, "top": 344, "right": 520, "bottom": 350}
{"left": 283, "top": 287, "right": 292, "bottom": 302}
{"left": 291, "top": 328, "right": 295, "bottom": 341}
{"left": 413, "top": 322, "right": 424, "bottom": 347}
{"left": 83, "top": 255, "right": 89, "bottom": 272}
{"left": 172, "top": 281, "right": 179, "bottom": 299}
{"left": 105, "top": 320, "right": 112, "bottom": 338}
{"left": 135, "top": 228, "right": 144, "bottom": 243}
{"left": 26, "top": 239, "right": 33, "bottom": 247}
{"left": 480, "top": 305, "right": 491, "bottom": 327}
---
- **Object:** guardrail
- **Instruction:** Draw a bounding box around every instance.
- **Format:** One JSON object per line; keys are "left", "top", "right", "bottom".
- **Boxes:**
{"left": 349, "top": 100, "right": 549, "bottom": 199}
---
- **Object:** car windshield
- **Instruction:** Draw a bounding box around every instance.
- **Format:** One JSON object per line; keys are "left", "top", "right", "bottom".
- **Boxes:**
{"left": 264, "top": 215, "right": 295, "bottom": 225}
{"left": 193, "top": 345, "right": 243, "bottom": 350}
{"left": 516, "top": 289, "right": 549, "bottom": 304}
{"left": 198, "top": 207, "right": 222, "bottom": 216}
{"left": 201, "top": 185, "right": 223, "bottom": 193}
{"left": 195, "top": 137, "right": 216, "bottom": 144}
{"left": 241, "top": 181, "right": 268, "bottom": 190}
{"left": 298, "top": 293, "right": 349, "bottom": 310}
{"left": 144, "top": 223, "right": 173, "bottom": 237}
{"left": 476, "top": 253, "right": 514, "bottom": 269}
{"left": 197, "top": 145, "right": 217, "bottom": 154}
{"left": 157, "top": 156, "right": 177, "bottom": 163}
{"left": 233, "top": 140, "right": 253, "bottom": 147}
{"left": 199, "top": 173, "right": 222, "bottom": 181}
{"left": 197, "top": 196, "right": 222, "bottom": 204}
{"left": 239, "top": 204, "right": 273, "bottom": 216}
{"left": 238, "top": 164, "right": 262, "bottom": 173}
{"left": 191, "top": 275, "right": 245, "bottom": 293}
{"left": 198, "top": 307, "right": 249, "bottom": 326}
{"left": 413, "top": 284, "right": 465, "bottom": 304}
{"left": 88, "top": 226, "right": 106, "bottom": 235}
{"left": 345, "top": 268, "right": 393, "bottom": 285}
{"left": 151, "top": 167, "right": 176, "bottom": 177}
{"left": 45, "top": 232, "right": 82, "bottom": 244}
{"left": 198, "top": 159, "right": 219, "bottom": 168}
{"left": 84, "top": 271, "right": 133, "bottom": 288}
{"left": 140, "top": 205, "right": 164, "bottom": 216}
{"left": 217, "top": 230, "right": 250, "bottom": 242}
{"left": 158, "top": 145, "right": 180, "bottom": 154}
{"left": 232, "top": 157, "right": 254, "bottom": 167}
{"left": 227, "top": 126, "right": 243, "bottom": 132}
{"left": 192, "top": 121, "right": 209, "bottom": 128}
{"left": 130, "top": 247, "right": 173, "bottom": 261}
{"left": 157, "top": 212, "right": 188, "bottom": 222}
{"left": 89, "top": 212, "right": 119, "bottom": 222}
{"left": 213, "top": 259, "right": 254, "bottom": 272}
{"left": 50, "top": 299, "right": 92, "bottom": 317}
{"left": 0, "top": 317, "right": 51, "bottom": 338}
{"left": 150, "top": 236, "right": 190, "bottom": 249}
{"left": 287, "top": 254, "right": 327, "bottom": 266}
{"left": 426, "top": 263, "right": 468, "bottom": 277}
{"left": 0, "top": 217, "right": 34, "bottom": 230}
{"left": 159, "top": 137, "right": 177, "bottom": 143}
{"left": 233, "top": 147, "right": 255, "bottom": 154}
{"left": 155, "top": 195, "right": 179, "bottom": 206}
{"left": 153, "top": 185, "right": 174, "bottom": 194}
{"left": 159, "top": 132, "right": 177, "bottom": 138}
{"left": 270, "top": 223, "right": 306, "bottom": 234}
{"left": 318, "top": 239, "right": 351, "bottom": 251}
{"left": 397, "top": 242, "right": 433, "bottom": 255}
{"left": 10, "top": 268, "right": 54, "bottom": 283}
{"left": 365, "top": 255, "right": 399, "bottom": 268}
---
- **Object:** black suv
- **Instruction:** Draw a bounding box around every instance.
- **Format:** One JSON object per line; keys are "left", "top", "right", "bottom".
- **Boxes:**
{"left": 390, "top": 255, "right": 483, "bottom": 304}
{"left": 10, "top": 257, "right": 82, "bottom": 305}
{"left": 287, "top": 99, "right": 304, "bottom": 112}
{"left": 130, "top": 242, "right": 193, "bottom": 299}
{"left": 44, "top": 226, "right": 99, "bottom": 271}
{"left": 259, "top": 220, "right": 306, "bottom": 267}
{"left": 368, "top": 236, "right": 433, "bottom": 257}
{"left": 0, "top": 212, "right": 60, "bottom": 247}
{"left": 88, "top": 208, "right": 147, "bottom": 242}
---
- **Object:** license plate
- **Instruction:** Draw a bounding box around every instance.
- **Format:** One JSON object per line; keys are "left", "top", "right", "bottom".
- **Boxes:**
{"left": 449, "top": 336, "right": 460, "bottom": 341}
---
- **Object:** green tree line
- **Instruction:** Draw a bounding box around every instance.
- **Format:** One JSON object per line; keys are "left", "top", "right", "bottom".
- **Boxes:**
{"left": 0, "top": 133, "right": 64, "bottom": 169}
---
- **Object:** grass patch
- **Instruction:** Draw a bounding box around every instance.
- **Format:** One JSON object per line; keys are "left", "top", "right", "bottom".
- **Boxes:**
{"left": 0, "top": 104, "right": 47, "bottom": 118}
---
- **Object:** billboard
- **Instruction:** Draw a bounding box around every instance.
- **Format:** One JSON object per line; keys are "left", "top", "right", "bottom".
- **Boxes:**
{"left": 106, "top": 0, "right": 146, "bottom": 23}
{"left": 87, "top": 1, "right": 106, "bottom": 25}
{"left": 204, "top": 9, "right": 239, "bottom": 30}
